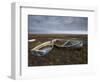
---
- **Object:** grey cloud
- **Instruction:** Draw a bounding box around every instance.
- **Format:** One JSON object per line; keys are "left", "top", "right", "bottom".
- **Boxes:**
{"left": 28, "top": 15, "right": 88, "bottom": 34}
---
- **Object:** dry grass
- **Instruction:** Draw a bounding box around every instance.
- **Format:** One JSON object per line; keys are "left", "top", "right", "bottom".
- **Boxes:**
{"left": 28, "top": 34, "right": 88, "bottom": 66}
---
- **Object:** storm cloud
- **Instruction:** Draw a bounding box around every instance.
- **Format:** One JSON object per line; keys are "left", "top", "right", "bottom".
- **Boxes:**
{"left": 28, "top": 15, "right": 88, "bottom": 34}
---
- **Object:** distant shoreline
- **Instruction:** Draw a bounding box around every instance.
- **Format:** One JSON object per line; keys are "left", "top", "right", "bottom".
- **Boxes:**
{"left": 28, "top": 31, "right": 88, "bottom": 35}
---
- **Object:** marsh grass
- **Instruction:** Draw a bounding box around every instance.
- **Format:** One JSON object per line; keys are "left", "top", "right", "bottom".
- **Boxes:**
{"left": 28, "top": 34, "right": 87, "bottom": 66}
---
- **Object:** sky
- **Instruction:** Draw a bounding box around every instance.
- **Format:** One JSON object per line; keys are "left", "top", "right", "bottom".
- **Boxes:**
{"left": 28, "top": 15, "right": 88, "bottom": 34}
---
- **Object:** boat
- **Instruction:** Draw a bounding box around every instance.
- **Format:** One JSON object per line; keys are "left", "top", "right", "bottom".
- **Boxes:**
{"left": 55, "top": 40, "right": 83, "bottom": 48}
{"left": 31, "top": 46, "right": 53, "bottom": 56}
